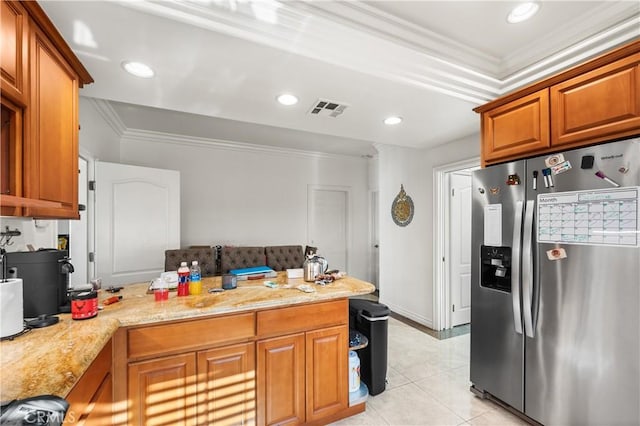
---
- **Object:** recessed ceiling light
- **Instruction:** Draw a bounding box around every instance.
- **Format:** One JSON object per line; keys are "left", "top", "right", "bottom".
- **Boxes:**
{"left": 277, "top": 93, "right": 298, "bottom": 106}
{"left": 507, "top": 2, "right": 540, "bottom": 24}
{"left": 121, "top": 61, "right": 154, "bottom": 78}
{"left": 384, "top": 116, "right": 403, "bottom": 125}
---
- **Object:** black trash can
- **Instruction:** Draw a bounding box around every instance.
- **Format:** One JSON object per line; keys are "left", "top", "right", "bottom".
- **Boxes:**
{"left": 349, "top": 299, "right": 390, "bottom": 396}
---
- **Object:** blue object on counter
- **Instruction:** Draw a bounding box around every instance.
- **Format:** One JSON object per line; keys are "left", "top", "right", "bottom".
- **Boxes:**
{"left": 229, "top": 266, "right": 275, "bottom": 276}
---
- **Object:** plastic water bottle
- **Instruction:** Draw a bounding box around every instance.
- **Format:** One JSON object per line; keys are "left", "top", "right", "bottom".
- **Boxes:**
{"left": 189, "top": 261, "right": 202, "bottom": 295}
{"left": 177, "top": 261, "right": 190, "bottom": 296}
{"left": 349, "top": 350, "right": 360, "bottom": 392}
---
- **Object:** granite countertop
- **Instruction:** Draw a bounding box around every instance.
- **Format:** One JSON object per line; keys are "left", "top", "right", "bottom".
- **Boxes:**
{"left": 0, "top": 272, "right": 375, "bottom": 401}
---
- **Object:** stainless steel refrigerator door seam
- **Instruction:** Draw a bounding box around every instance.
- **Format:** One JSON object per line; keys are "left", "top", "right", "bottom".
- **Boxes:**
{"left": 522, "top": 199, "right": 535, "bottom": 338}
{"left": 511, "top": 200, "right": 524, "bottom": 335}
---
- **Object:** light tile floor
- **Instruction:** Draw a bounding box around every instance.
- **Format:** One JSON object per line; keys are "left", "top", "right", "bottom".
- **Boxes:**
{"left": 332, "top": 318, "right": 531, "bottom": 426}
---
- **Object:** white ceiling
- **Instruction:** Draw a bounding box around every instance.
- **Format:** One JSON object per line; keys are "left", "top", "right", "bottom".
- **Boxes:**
{"left": 40, "top": 0, "right": 640, "bottom": 157}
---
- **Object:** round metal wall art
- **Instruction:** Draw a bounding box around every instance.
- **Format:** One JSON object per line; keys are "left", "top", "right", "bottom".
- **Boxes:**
{"left": 391, "top": 184, "right": 414, "bottom": 227}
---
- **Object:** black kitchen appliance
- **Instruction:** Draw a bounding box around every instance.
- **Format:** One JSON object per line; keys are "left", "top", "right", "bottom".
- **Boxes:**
{"left": 5, "top": 249, "right": 74, "bottom": 319}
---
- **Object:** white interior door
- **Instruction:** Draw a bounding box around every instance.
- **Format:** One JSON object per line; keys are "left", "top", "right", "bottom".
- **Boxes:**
{"left": 96, "top": 161, "right": 180, "bottom": 286}
{"left": 450, "top": 172, "right": 472, "bottom": 326}
{"left": 308, "top": 186, "right": 349, "bottom": 272}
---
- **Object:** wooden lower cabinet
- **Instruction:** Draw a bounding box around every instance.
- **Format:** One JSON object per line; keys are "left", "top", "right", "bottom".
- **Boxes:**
{"left": 197, "top": 342, "right": 256, "bottom": 426}
{"left": 256, "top": 325, "right": 349, "bottom": 426}
{"left": 305, "top": 326, "right": 349, "bottom": 423}
{"left": 64, "top": 339, "right": 113, "bottom": 425}
{"left": 128, "top": 353, "right": 198, "bottom": 426}
{"left": 119, "top": 301, "right": 354, "bottom": 425}
{"left": 257, "top": 333, "right": 306, "bottom": 425}
{"left": 80, "top": 374, "right": 113, "bottom": 426}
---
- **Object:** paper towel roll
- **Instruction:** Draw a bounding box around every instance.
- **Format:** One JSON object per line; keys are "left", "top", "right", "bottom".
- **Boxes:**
{"left": 1, "top": 278, "right": 23, "bottom": 338}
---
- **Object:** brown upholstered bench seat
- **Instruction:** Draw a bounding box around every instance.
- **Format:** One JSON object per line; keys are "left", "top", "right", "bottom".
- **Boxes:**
{"left": 164, "top": 247, "right": 217, "bottom": 276}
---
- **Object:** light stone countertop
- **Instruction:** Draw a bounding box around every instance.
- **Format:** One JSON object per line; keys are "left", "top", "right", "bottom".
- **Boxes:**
{"left": 0, "top": 273, "right": 375, "bottom": 402}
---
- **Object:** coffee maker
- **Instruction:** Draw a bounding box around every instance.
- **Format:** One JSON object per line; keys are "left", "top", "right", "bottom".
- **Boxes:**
{"left": 5, "top": 249, "right": 74, "bottom": 322}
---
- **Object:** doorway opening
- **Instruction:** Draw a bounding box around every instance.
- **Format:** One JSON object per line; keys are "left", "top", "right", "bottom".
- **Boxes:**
{"left": 433, "top": 158, "right": 480, "bottom": 331}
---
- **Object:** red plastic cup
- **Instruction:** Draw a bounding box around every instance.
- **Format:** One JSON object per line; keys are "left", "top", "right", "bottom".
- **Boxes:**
{"left": 154, "top": 288, "right": 169, "bottom": 301}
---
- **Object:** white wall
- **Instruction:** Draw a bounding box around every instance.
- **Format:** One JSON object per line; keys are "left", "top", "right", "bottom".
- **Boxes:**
{"left": 79, "top": 97, "right": 121, "bottom": 162}
{"left": 119, "top": 136, "right": 372, "bottom": 280}
{"left": 377, "top": 134, "right": 479, "bottom": 327}
{"left": 0, "top": 218, "right": 58, "bottom": 252}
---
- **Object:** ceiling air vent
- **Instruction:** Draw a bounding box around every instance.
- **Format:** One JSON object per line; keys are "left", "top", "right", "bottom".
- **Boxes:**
{"left": 308, "top": 99, "right": 349, "bottom": 118}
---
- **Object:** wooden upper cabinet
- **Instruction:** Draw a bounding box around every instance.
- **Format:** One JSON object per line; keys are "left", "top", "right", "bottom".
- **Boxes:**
{"left": 476, "top": 40, "right": 640, "bottom": 165}
{"left": 551, "top": 53, "right": 640, "bottom": 147}
{"left": 0, "top": 0, "right": 28, "bottom": 104}
{"left": 1, "top": 100, "right": 24, "bottom": 216}
{"left": 23, "top": 24, "right": 80, "bottom": 218}
{"left": 481, "top": 89, "right": 550, "bottom": 164}
{"left": 0, "top": 0, "right": 92, "bottom": 218}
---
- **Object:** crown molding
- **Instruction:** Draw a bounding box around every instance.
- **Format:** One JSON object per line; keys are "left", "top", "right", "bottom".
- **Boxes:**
{"left": 116, "top": 0, "right": 639, "bottom": 104}
{"left": 500, "top": 15, "right": 640, "bottom": 93}
{"left": 116, "top": 0, "right": 500, "bottom": 103}
{"left": 501, "top": 2, "right": 640, "bottom": 75}
{"left": 86, "top": 97, "right": 127, "bottom": 136}
{"left": 120, "top": 128, "right": 366, "bottom": 161}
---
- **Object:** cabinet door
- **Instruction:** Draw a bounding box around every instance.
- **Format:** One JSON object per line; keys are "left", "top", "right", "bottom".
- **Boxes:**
{"left": 128, "top": 353, "right": 197, "bottom": 426}
{"left": 24, "top": 24, "right": 80, "bottom": 218}
{"left": 65, "top": 339, "right": 112, "bottom": 425}
{"left": 305, "top": 325, "right": 349, "bottom": 423}
{"left": 79, "top": 374, "right": 113, "bottom": 426}
{"left": 197, "top": 342, "right": 256, "bottom": 426}
{"left": 0, "top": 100, "right": 23, "bottom": 216}
{"left": 551, "top": 53, "right": 640, "bottom": 147}
{"left": 482, "top": 89, "right": 550, "bottom": 164}
{"left": 0, "top": 0, "right": 28, "bottom": 104}
{"left": 257, "top": 334, "right": 305, "bottom": 425}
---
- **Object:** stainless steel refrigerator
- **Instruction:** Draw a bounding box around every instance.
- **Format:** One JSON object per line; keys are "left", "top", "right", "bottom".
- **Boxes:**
{"left": 470, "top": 137, "right": 640, "bottom": 425}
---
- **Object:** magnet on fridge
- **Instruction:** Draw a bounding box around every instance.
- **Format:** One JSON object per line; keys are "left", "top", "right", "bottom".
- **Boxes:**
{"left": 506, "top": 174, "right": 520, "bottom": 185}
{"left": 542, "top": 168, "right": 554, "bottom": 187}
{"left": 580, "top": 155, "right": 595, "bottom": 169}
{"left": 551, "top": 160, "right": 572, "bottom": 175}
{"left": 546, "top": 248, "right": 567, "bottom": 261}
{"left": 545, "top": 154, "right": 565, "bottom": 168}
{"left": 532, "top": 171, "right": 538, "bottom": 190}
{"left": 619, "top": 163, "right": 630, "bottom": 174}
{"left": 595, "top": 170, "right": 620, "bottom": 187}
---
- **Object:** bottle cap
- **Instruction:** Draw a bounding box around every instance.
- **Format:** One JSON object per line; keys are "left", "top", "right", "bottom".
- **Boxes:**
{"left": 180, "top": 261, "right": 187, "bottom": 266}
{"left": 192, "top": 260, "right": 198, "bottom": 265}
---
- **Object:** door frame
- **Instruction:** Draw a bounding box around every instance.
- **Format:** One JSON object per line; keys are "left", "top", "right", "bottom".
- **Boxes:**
{"left": 433, "top": 157, "right": 479, "bottom": 331}
{"left": 79, "top": 148, "right": 96, "bottom": 282}
{"left": 369, "top": 189, "right": 379, "bottom": 288}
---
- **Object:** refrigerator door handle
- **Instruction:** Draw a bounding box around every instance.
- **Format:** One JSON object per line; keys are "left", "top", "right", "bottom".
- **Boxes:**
{"left": 511, "top": 200, "right": 524, "bottom": 335}
{"left": 522, "top": 199, "right": 535, "bottom": 338}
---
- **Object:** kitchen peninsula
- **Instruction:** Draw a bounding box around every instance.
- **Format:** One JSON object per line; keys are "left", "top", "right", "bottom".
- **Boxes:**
{"left": 0, "top": 273, "right": 375, "bottom": 425}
